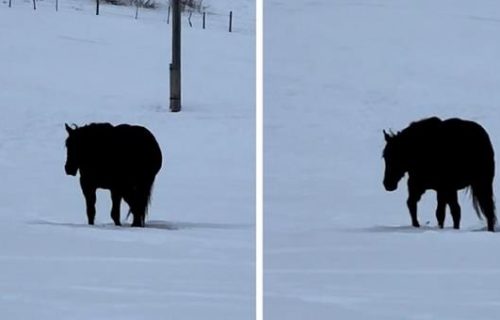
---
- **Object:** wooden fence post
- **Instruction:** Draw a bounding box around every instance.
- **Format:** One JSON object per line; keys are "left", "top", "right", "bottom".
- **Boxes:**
{"left": 96, "top": 0, "right": 100, "bottom": 15}
{"left": 33, "top": 0, "right": 36, "bottom": 10}
{"left": 229, "top": 11, "right": 232, "bottom": 32}
{"left": 203, "top": 12, "right": 206, "bottom": 29}
{"left": 167, "top": 6, "right": 170, "bottom": 24}
{"left": 170, "top": 0, "right": 181, "bottom": 112}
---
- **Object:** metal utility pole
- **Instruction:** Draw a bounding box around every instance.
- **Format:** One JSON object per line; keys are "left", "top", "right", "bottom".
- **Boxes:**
{"left": 170, "top": 0, "right": 181, "bottom": 112}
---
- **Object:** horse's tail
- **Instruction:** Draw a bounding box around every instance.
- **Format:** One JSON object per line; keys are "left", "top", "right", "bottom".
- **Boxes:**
{"left": 471, "top": 183, "right": 497, "bottom": 229}
{"left": 126, "top": 176, "right": 156, "bottom": 221}
{"left": 142, "top": 139, "right": 161, "bottom": 218}
{"left": 471, "top": 188, "right": 483, "bottom": 219}
{"left": 143, "top": 177, "right": 156, "bottom": 216}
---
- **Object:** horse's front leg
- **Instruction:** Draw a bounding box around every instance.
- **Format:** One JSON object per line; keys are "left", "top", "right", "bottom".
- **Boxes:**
{"left": 80, "top": 178, "right": 96, "bottom": 225}
{"left": 407, "top": 179, "right": 424, "bottom": 228}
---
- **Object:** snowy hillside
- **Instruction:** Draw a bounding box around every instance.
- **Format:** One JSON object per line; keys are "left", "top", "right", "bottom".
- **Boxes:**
{"left": 265, "top": 1, "right": 500, "bottom": 319}
{"left": 0, "top": 0, "right": 255, "bottom": 319}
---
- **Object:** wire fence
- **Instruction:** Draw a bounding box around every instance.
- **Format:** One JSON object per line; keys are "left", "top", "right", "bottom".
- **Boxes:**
{"left": 3, "top": 0, "right": 255, "bottom": 34}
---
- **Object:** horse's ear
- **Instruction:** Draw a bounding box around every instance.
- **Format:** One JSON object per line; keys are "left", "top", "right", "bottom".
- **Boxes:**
{"left": 65, "top": 123, "right": 73, "bottom": 134}
{"left": 383, "top": 130, "right": 391, "bottom": 141}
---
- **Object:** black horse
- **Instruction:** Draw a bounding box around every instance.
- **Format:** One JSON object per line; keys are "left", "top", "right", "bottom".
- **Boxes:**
{"left": 65, "top": 123, "right": 163, "bottom": 227}
{"left": 382, "top": 117, "right": 496, "bottom": 231}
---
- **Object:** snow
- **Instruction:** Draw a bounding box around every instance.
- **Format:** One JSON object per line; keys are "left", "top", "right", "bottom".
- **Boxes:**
{"left": 265, "top": 0, "right": 500, "bottom": 319}
{"left": 0, "top": 0, "right": 254, "bottom": 319}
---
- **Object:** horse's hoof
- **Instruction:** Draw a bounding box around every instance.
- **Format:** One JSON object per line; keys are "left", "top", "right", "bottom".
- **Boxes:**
{"left": 131, "top": 221, "right": 144, "bottom": 227}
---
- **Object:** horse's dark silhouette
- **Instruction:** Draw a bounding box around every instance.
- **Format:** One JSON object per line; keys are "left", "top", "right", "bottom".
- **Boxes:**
{"left": 65, "top": 123, "right": 162, "bottom": 227}
{"left": 382, "top": 117, "right": 496, "bottom": 231}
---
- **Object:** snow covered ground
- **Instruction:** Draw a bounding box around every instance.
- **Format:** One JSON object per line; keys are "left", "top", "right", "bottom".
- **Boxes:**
{"left": 265, "top": 1, "right": 500, "bottom": 319}
{"left": 0, "top": 0, "right": 255, "bottom": 319}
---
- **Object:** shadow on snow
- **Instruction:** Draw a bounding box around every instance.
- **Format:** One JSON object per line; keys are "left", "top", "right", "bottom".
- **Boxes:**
{"left": 359, "top": 224, "right": 489, "bottom": 233}
{"left": 28, "top": 219, "right": 253, "bottom": 231}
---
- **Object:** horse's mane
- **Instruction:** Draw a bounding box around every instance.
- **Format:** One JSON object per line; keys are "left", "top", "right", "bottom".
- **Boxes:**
{"left": 75, "top": 122, "right": 114, "bottom": 134}
{"left": 405, "top": 117, "right": 442, "bottom": 132}
{"left": 384, "top": 117, "right": 443, "bottom": 158}
{"left": 66, "top": 123, "right": 115, "bottom": 149}
{"left": 397, "top": 117, "right": 442, "bottom": 140}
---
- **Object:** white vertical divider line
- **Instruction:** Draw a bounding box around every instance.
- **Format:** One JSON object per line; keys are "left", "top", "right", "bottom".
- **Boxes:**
{"left": 255, "top": 0, "right": 264, "bottom": 319}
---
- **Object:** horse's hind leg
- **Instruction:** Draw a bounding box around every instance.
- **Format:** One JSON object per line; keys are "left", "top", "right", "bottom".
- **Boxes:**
{"left": 436, "top": 191, "right": 447, "bottom": 229}
{"left": 132, "top": 182, "right": 152, "bottom": 227}
{"left": 130, "top": 202, "right": 145, "bottom": 227}
{"left": 130, "top": 205, "right": 144, "bottom": 227}
{"left": 110, "top": 189, "right": 122, "bottom": 226}
{"left": 133, "top": 215, "right": 145, "bottom": 227}
{"left": 123, "top": 188, "right": 146, "bottom": 228}
{"left": 447, "top": 191, "right": 461, "bottom": 229}
{"left": 80, "top": 178, "right": 96, "bottom": 225}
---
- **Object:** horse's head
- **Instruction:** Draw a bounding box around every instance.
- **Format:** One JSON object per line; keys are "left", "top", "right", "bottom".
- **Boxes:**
{"left": 65, "top": 123, "right": 80, "bottom": 176}
{"left": 382, "top": 130, "right": 407, "bottom": 191}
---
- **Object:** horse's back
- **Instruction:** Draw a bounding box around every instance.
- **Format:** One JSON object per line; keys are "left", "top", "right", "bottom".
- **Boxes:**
{"left": 113, "top": 124, "right": 163, "bottom": 174}
{"left": 406, "top": 117, "right": 494, "bottom": 188}
{"left": 443, "top": 118, "right": 494, "bottom": 176}
{"left": 411, "top": 117, "right": 492, "bottom": 155}
{"left": 441, "top": 118, "right": 493, "bottom": 156}
{"left": 80, "top": 124, "right": 162, "bottom": 183}
{"left": 436, "top": 118, "right": 493, "bottom": 186}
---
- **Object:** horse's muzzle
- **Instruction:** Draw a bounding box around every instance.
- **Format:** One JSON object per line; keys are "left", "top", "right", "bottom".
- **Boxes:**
{"left": 384, "top": 180, "right": 398, "bottom": 192}
{"left": 65, "top": 164, "right": 77, "bottom": 176}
